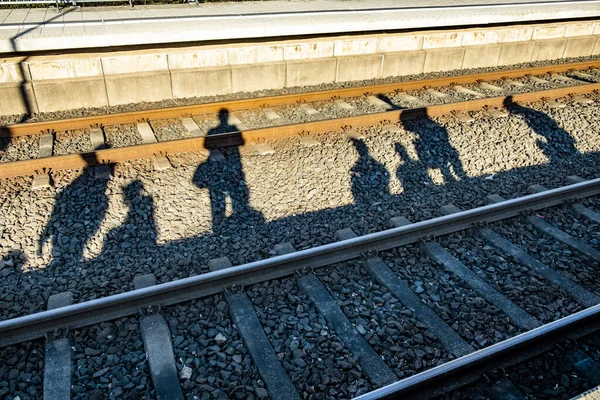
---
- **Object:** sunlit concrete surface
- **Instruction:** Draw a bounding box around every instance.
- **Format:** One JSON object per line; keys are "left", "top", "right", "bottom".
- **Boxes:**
{"left": 2, "top": 18, "right": 599, "bottom": 115}
{"left": 0, "top": 0, "right": 599, "bottom": 52}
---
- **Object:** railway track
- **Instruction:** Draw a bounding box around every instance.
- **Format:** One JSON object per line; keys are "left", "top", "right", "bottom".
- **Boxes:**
{"left": 3, "top": 60, "right": 600, "bottom": 399}
{"left": 1, "top": 60, "right": 600, "bottom": 180}
{"left": 3, "top": 176, "right": 600, "bottom": 399}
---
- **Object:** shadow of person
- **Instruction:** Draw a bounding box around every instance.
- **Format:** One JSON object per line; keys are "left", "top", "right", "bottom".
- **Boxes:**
{"left": 350, "top": 138, "right": 390, "bottom": 207}
{"left": 193, "top": 108, "right": 264, "bottom": 233}
{"left": 503, "top": 96, "right": 579, "bottom": 163}
{"left": 394, "top": 142, "right": 432, "bottom": 194}
{"left": 403, "top": 116, "right": 466, "bottom": 184}
{"left": 38, "top": 167, "right": 110, "bottom": 268}
{"left": 100, "top": 180, "right": 158, "bottom": 273}
{"left": 0, "top": 250, "right": 32, "bottom": 319}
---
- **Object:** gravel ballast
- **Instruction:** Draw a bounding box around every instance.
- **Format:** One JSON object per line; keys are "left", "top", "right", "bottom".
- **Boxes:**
{"left": 439, "top": 231, "right": 583, "bottom": 323}
{"left": 492, "top": 220, "right": 600, "bottom": 296}
{"left": 248, "top": 277, "right": 373, "bottom": 399}
{"left": 0, "top": 341, "right": 44, "bottom": 400}
{"left": 1, "top": 96, "right": 600, "bottom": 319}
{"left": 315, "top": 261, "right": 452, "bottom": 377}
{"left": 446, "top": 332, "right": 600, "bottom": 400}
{"left": 72, "top": 317, "right": 151, "bottom": 399}
{"left": 165, "top": 294, "right": 265, "bottom": 400}
{"left": 53, "top": 129, "right": 93, "bottom": 155}
{"left": 382, "top": 244, "right": 521, "bottom": 348}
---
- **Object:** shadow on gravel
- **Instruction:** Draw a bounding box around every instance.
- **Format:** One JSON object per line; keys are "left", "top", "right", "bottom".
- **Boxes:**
{"left": 38, "top": 166, "right": 110, "bottom": 270}
{"left": 2, "top": 102, "right": 597, "bottom": 323}
{"left": 350, "top": 138, "right": 390, "bottom": 208}
{"left": 193, "top": 108, "right": 265, "bottom": 233}
{"left": 102, "top": 180, "right": 159, "bottom": 261}
{"left": 402, "top": 116, "right": 467, "bottom": 184}
{"left": 504, "top": 96, "right": 580, "bottom": 163}
{"left": 394, "top": 142, "right": 432, "bottom": 192}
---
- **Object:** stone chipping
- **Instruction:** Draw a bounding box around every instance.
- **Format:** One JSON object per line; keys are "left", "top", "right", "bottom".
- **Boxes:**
{"left": 492, "top": 220, "right": 600, "bottom": 296}
{"left": 447, "top": 332, "right": 600, "bottom": 400}
{"left": 104, "top": 124, "right": 143, "bottom": 148}
{"left": 0, "top": 135, "right": 39, "bottom": 162}
{"left": 2, "top": 96, "right": 600, "bottom": 321}
{"left": 0, "top": 341, "right": 44, "bottom": 400}
{"left": 149, "top": 119, "right": 190, "bottom": 142}
{"left": 165, "top": 295, "right": 265, "bottom": 400}
{"left": 439, "top": 231, "right": 582, "bottom": 323}
{"left": 53, "top": 129, "right": 94, "bottom": 155}
{"left": 72, "top": 317, "right": 152, "bottom": 399}
{"left": 315, "top": 261, "right": 452, "bottom": 377}
{"left": 536, "top": 206, "right": 600, "bottom": 250}
{"left": 248, "top": 277, "right": 373, "bottom": 399}
{"left": 382, "top": 244, "right": 522, "bottom": 348}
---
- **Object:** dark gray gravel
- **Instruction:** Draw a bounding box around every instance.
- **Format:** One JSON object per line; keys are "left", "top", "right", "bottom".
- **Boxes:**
{"left": 0, "top": 341, "right": 44, "bottom": 400}
{"left": 72, "top": 317, "right": 151, "bottom": 399}
{"left": 536, "top": 206, "right": 600, "bottom": 250}
{"left": 492, "top": 219, "right": 600, "bottom": 296}
{"left": 445, "top": 340, "right": 587, "bottom": 400}
{"left": 439, "top": 231, "right": 582, "bottom": 323}
{"left": 382, "top": 244, "right": 521, "bottom": 349}
{"left": 165, "top": 294, "right": 265, "bottom": 400}
{"left": 248, "top": 277, "right": 373, "bottom": 399}
{"left": 315, "top": 261, "right": 452, "bottom": 377}
{"left": 447, "top": 331, "right": 600, "bottom": 400}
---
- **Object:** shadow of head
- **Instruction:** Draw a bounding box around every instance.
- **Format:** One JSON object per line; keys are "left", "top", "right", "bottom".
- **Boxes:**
{"left": 350, "top": 137, "right": 369, "bottom": 156}
{"left": 205, "top": 108, "right": 245, "bottom": 149}
{"left": 217, "top": 108, "right": 229, "bottom": 127}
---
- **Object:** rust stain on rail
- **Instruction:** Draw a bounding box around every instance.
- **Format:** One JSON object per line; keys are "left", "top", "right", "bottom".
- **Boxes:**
{"left": 1, "top": 82, "right": 598, "bottom": 180}
{"left": 1, "top": 60, "right": 600, "bottom": 138}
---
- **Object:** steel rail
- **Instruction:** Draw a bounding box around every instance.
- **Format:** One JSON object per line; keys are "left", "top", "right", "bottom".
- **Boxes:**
{"left": 1, "top": 60, "right": 599, "bottom": 138}
{"left": 1, "top": 83, "right": 599, "bottom": 179}
{"left": 354, "top": 304, "right": 600, "bottom": 400}
{"left": 0, "top": 178, "right": 599, "bottom": 347}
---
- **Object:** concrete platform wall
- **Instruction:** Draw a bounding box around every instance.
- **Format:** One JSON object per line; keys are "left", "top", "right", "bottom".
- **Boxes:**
{"left": 2, "top": 20, "right": 600, "bottom": 115}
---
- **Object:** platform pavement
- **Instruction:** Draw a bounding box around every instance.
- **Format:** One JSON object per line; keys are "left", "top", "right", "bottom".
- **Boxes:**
{"left": 1, "top": 0, "right": 599, "bottom": 53}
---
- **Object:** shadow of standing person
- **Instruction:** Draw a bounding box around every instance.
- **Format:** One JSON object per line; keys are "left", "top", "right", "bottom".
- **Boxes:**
{"left": 403, "top": 116, "right": 467, "bottom": 184}
{"left": 394, "top": 142, "right": 432, "bottom": 194}
{"left": 38, "top": 167, "right": 110, "bottom": 269}
{"left": 99, "top": 180, "right": 158, "bottom": 275}
{"left": 193, "top": 109, "right": 264, "bottom": 233}
{"left": 350, "top": 138, "right": 390, "bottom": 208}
{"left": 503, "top": 96, "right": 579, "bottom": 164}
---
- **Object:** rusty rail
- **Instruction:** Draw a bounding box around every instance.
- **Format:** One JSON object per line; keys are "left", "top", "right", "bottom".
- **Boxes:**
{"left": 1, "top": 60, "right": 599, "bottom": 138}
{"left": 0, "top": 82, "right": 598, "bottom": 179}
